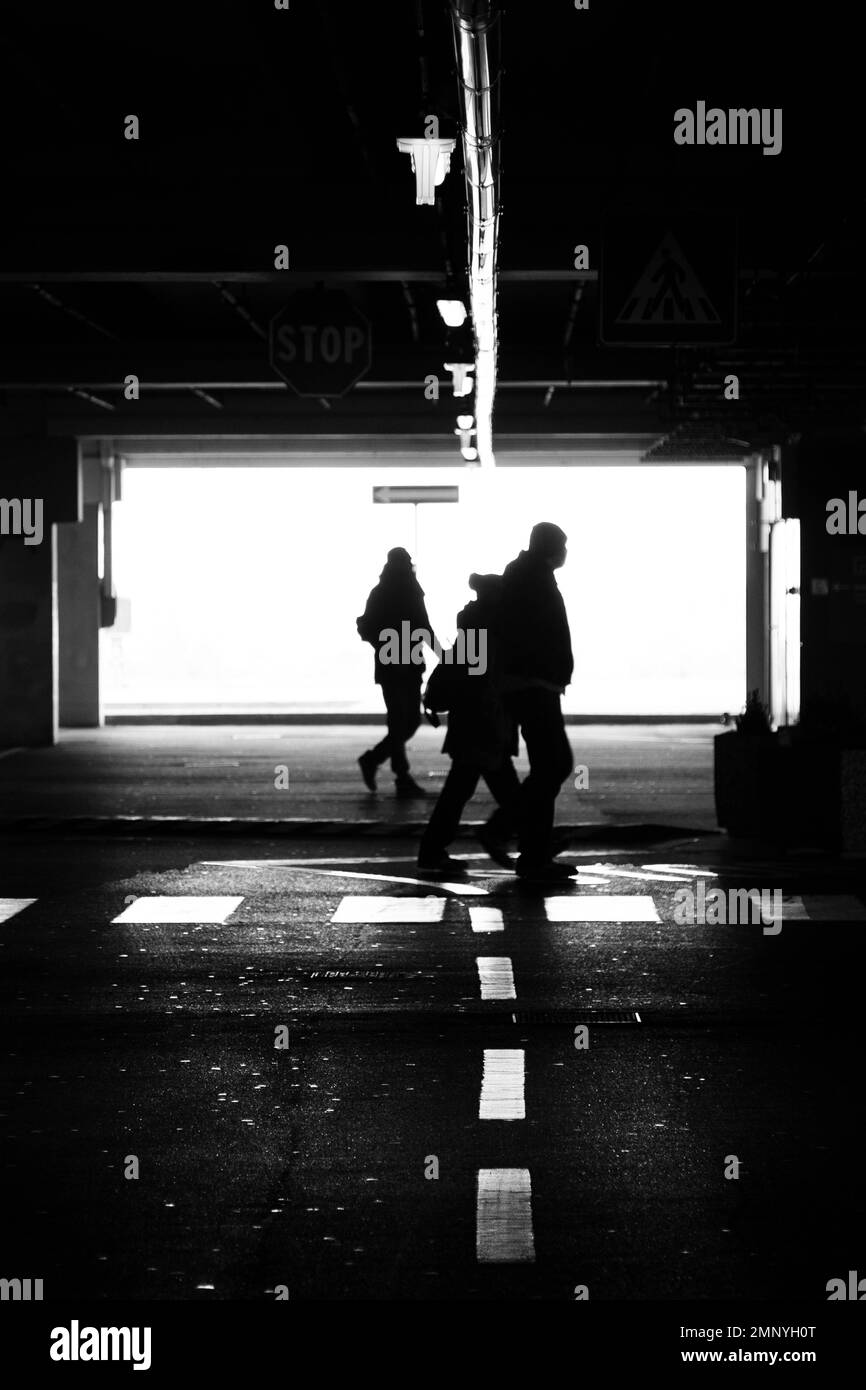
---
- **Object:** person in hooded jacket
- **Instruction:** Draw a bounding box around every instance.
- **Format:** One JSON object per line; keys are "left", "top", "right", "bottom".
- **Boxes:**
{"left": 499, "top": 521, "right": 577, "bottom": 882}
{"left": 417, "top": 573, "right": 520, "bottom": 875}
{"left": 356, "top": 547, "right": 437, "bottom": 798}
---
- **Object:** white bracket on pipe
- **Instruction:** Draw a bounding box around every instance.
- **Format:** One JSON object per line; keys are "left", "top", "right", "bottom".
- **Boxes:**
{"left": 396, "top": 138, "right": 457, "bottom": 205}
{"left": 444, "top": 362, "right": 475, "bottom": 397}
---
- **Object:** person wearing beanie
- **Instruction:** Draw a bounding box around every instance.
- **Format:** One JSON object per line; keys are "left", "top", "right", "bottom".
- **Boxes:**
{"left": 355, "top": 547, "right": 438, "bottom": 798}
{"left": 499, "top": 521, "right": 577, "bottom": 882}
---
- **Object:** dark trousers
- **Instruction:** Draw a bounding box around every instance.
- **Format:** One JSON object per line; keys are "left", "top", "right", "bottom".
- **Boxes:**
{"left": 370, "top": 675, "right": 422, "bottom": 777}
{"left": 419, "top": 756, "right": 521, "bottom": 856}
{"left": 507, "top": 689, "right": 573, "bottom": 864}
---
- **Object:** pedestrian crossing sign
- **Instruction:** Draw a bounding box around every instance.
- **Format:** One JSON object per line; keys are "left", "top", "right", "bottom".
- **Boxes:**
{"left": 600, "top": 218, "right": 737, "bottom": 345}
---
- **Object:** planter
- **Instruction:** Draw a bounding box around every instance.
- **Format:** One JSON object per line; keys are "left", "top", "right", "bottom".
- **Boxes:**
{"left": 714, "top": 731, "right": 866, "bottom": 851}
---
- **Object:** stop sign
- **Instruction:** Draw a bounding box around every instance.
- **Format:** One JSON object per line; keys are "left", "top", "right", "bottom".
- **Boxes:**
{"left": 269, "top": 288, "right": 372, "bottom": 397}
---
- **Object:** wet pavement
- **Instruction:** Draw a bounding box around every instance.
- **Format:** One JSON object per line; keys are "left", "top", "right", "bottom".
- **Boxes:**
{"left": 2, "top": 831, "right": 863, "bottom": 1300}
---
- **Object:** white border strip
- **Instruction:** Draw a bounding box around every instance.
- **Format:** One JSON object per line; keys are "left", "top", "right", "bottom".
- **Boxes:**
{"left": 470, "top": 906, "right": 504, "bottom": 933}
{"left": 479, "top": 1049, "right": 525, "bottom": 1120}
{"left": 476, "top": 1168, "right": 535, "bottom": 1262}
{"left": 476, "top": 956, "right": 516, "bottom": 1000}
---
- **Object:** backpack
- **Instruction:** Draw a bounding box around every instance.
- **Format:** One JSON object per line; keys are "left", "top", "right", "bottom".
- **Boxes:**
{"left": 423, "top": 659, "right": 472, "bottom": 717}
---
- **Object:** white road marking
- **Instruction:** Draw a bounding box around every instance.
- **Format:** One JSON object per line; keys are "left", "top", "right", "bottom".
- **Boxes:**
{"left": 0, "top": 898, "right": 36, "bottom": 923}
{"left": 469, "top": 906, "right": 504, "bottom": 933}
{"left": 476, "top": 1168, "right": 535, "bottom": 1262}
{"left": 653, "top": 864, "right": 719, "bottom": 877}
{"left": 201, "top": 862, "right": 487, "bottom": 896}
{"left": 330, "top": 895, "right": 446, "bottom": 923}
{"left": 477, "top": 956, "right": 516, "bottom": 1000}
{"left": 544, "top": 894, "right": 661, "bottom": 922}
{"left": 112, "top": 896, "right": 244, "bottom": 924}
{"left": 316, "top": 869, "right": 487, "bottom": 896}
{"left": 202, "top": 855, "right": 419, "bottom": 866}
{"left": 781, "top": 894, "right": 866, "bottom": 921}
{"left": 579, "top": 863, "right": 698, "bottom": 883}
{"left": 479, "top": 1050, "right": 525, "bottom": 1120}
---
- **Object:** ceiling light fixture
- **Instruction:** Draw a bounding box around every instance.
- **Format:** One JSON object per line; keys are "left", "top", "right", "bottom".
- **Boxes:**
{"left": 437, "top": 299, "right": 468, "bottom": 327}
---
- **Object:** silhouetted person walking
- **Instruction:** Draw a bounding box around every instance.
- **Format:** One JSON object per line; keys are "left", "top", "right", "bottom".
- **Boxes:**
{"left": 356, "top": 547, "right": 435, "bottom": 798}
{"left": 500, "top": 522, "right": 576, "bottom": 882}
{"left": 417, "top": 573, "right": 521, "bottom": 875}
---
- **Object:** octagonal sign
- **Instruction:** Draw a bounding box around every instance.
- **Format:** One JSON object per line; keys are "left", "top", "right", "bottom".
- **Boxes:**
{"left": 269, "top": 287, "right": 372, "bottom": 397}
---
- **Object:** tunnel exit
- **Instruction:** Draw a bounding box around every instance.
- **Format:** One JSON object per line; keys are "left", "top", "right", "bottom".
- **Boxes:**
{"left": 102, "top": 460, "right": 748, "bottom": 717}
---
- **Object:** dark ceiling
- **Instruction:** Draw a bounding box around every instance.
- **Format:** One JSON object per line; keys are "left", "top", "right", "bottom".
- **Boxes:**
{"left": 0, "top": 0, "right": 863, "bottom": 451}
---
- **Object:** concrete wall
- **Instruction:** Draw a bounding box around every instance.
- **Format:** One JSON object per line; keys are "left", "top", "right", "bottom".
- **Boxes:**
{"left": 0, "top": 437, "right": 80, "bottom": 746}
{"left": 786, "top": 430, "right": 866, "bottom": 726}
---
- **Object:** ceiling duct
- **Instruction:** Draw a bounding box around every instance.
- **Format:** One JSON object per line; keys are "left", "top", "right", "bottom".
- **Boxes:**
{"left": 448, "top": 0, "right": 501, "bottom": 468}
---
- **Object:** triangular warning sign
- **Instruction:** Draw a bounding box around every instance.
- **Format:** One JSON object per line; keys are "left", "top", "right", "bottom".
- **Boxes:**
{"left": 615, "top": 233, "right": 720, "bottom": 326}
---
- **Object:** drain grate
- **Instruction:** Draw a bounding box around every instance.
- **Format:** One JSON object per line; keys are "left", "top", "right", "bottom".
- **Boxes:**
{"left": 303, "top": 969, "right": 431, "bottom": 980}
{"left": 509, "top": 1008, "right": 641, "bottom": 1024}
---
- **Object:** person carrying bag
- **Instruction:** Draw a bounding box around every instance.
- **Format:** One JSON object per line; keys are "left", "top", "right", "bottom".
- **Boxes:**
{"left": 417, "top": 573, "right": 520, "bottom": 874}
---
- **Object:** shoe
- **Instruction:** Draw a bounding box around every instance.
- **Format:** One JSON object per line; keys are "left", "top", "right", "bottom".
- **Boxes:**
{"left": 515, "top": 858, "right": 578, "bottom": 883}
{"left": 395, "top": 776, "right": 429, "bottom": 798}
{"left": 417, "top": 852, "right": 467, "bottom": 875}
{"left": 358, "top": 751, "right": 378, "bottom": 791}
{"left": 477, "top": 822, "right": 516, "bottom": 870}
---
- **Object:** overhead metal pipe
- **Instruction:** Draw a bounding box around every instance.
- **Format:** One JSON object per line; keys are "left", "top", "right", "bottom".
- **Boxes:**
{"left": 448, "top": 0, "right": 501, "bottom": 467}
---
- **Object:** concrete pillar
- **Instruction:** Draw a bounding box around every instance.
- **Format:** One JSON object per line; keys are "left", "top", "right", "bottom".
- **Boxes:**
{"left": 0, "top": 436, "right": 80, "bottom": 747}
{"left": 0, "top": 527, "right": 59, "bottom": 746}
{"left": 745, "top": 454, "right": 769, "bottom": 705}
{"left": 58, "top": 502, "right": 102, "bottom": 726}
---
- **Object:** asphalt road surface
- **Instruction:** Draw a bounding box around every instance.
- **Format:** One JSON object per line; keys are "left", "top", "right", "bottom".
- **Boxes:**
{"left": 2, "top": 833, "right": 864, "bottom": 1301}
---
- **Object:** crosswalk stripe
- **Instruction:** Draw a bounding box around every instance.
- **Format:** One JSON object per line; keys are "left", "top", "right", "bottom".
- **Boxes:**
{"left": 477, "top": 956, "right": 516, "bottom": 1000}
{"left": 111, "top": 896, "right": 244, "bottom": 924}
{"left": 544, "top": 894, "right": 661, "bottom": 923}
{"left": 479, "top": 1050, "right": 525, "bottom": 1120}
{"left": 0, "top": 898, "right": 37, "bottom": 924}
{"left": 476, "top": 1168, "right": 535, "bottom": 1262}
{"left": 469, "top": 906, "right": 504, "bottom": 933}
{"left": 330, "top": 895, "right": 446, "bottom": 923}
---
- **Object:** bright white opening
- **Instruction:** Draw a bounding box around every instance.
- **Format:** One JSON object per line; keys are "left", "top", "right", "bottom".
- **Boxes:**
{"left": 103, "top": 462, "right": 746, "bottom": 715}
